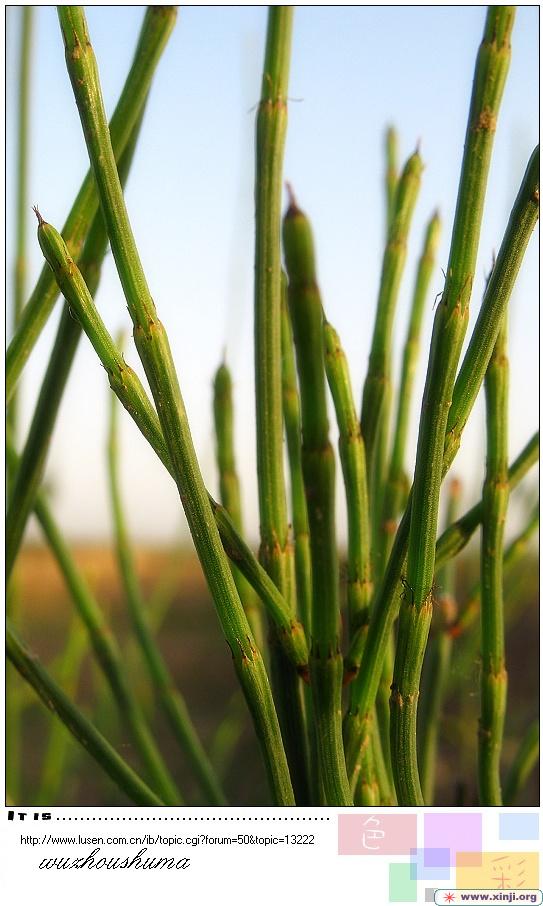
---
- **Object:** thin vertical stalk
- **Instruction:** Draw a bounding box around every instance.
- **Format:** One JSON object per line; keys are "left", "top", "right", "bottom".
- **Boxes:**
{"left": 360, "top": 150, "right": 422, "bottom": 499}
{"left": 7, "top": 624, "right": 164, "bottom": 808}
{"left": 7, "top": 6, "right": 177, "bottom": 403}
{"left": 391, "top": 7, "right": 515, "bottom": 805}
{"left": 283, "top": 192, "right": 352, "bottom": 806}
{"left": 34, "top": 620, "right": 87, "bottom": 805}
{"left": 6, "top": 116, "right": 143, "bottom": 581}
{"left": 418, "top": 478, "right": 461, "bottom": 805}
{"left": 479, "top": 321, "right": 509, "bottom": 805}
{"left": 280, "top": 284, "right": 312, "bottom": 635}
{"left": 7, "top": 437, "right": 182, "bottom": 806}
{"left": 109, "top": 379, "right": 228, "bottom": 807}
{"left": 9, "top": 6, "right": 33, "bottom": 437}
{"left": 56, "top": 6, "right": 294, "bottom": 806}
{"left": 323, "top": 320, "right": 372, "bottom": 637}
{"left": 385, "top": 125, "right": 398, "bottom": 235}
{"left": 213, "top": 362, "right": 264, "bottom": 651}
{"left": 503, "top": 721, "right": 539, "bottom": 806}
{"left": 252, "top": 7, "right": 309, "bottom": 805}
{"left": 381, "top": 211, "right": 441, "bottom": 563}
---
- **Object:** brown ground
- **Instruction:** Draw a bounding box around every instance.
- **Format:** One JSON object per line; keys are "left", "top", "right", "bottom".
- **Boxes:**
{"left": 7, "top": 544, "right": 539, "bottom": 807}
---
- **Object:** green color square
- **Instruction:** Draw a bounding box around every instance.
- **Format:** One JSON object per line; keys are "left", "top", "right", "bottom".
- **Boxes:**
{"left": 389, "top": 863, "right": 417, "bottom": 902}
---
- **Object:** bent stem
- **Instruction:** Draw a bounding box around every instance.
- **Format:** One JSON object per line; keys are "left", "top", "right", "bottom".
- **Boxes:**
{"left": 108, "top": 375, "right": 228, "bottom": 807}
{"left": 56, "top": 6, "right": 294, "bottom": 806}
{"left": 7, "top": 624, "right": 164, "bottom": 807}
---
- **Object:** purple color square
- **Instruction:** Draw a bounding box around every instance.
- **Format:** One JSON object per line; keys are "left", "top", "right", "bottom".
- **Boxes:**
{"left": 410, "top": 848, "right": 451, "bottom": 881}
{"left": 424, "top": 813, "right": 482, "bottom": 858}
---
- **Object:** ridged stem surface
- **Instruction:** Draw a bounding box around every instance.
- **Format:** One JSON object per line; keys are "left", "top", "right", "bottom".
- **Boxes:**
{"left": 391, "top": 8, "right": 515, "bottom": 805}
{"left": 214, "top": 363, "right": 264, "bottom": 651}
{"left": 478, "top": 321, "right": 509, "bottom": 805}
{"left": 283, "top": 195, "right": 352, "bottom": 806}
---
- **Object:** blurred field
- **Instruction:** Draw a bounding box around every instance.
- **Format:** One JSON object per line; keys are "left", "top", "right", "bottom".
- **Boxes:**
{"left": 7, "top": 542, "right": 539, "bottom": 807}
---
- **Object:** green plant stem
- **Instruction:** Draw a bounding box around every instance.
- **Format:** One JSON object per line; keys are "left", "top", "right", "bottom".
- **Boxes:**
{"left": 418, "top": 478, "right": 461, "bottom": 805}
{"left": 9, "top": 5, "right": 33, "bottom": 439}
{"left": 108, "top": 380, "right": 227, "bottom": 807}
{"left": 344, "top": 430, "right": 538, "bottom": 788}
{"left": 381, "top": 211, "right": 441, "bottom": 563}
{"left": 283, "top": 191, "right": 352, "bottom": 806}
{"left": 324, "top": 320, "right": 372, "bottom": 637}
{"left": 503, "top": 721, "right": 539, "bottom": 806}
{"left": 385, "top": 125, "right": 398, "bottom": 235}
{"left": 56, "top": 6, "right": 294, "bottom": 806}
{"left": 6, "top": 6, "right": 176, "bottom": 404}
{"left": 6, "top": 118, "right": 142, "bottom": 582}
{"left": 448, "top": 501, "right": 539, "bottom": 641}
{"left": 391, "top": 7, "right": 515, "bottom": 805}
{"left": 35, "top": 619, "right": 87, "bottom": 805}
{"left": 6, "top": 623, "right": 164, "bottom": 807}
{"left": 252, "top": 8, "right": 309, "bottom": 805}
{"left": 280, "top": 284, "right": 312, "bottom": 635}
{"left": 478, "top": 321, "right": 509, "bottom": 806}
{"left": 213, "top": 362, "right": 264, "bottom": 651}
{"left": 7, "top": 437, "right": 181, "bottom": 806}
{"left": 360, "top": 150, "right": 422, "bottom": 505}
{"left": 30, "top": 215, "right": 308, "bottom": 674}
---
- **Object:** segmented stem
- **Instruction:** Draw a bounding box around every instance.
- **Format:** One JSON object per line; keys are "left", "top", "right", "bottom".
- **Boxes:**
{"left": 479, "top": 321, "right": 509, "bottom": 805}
{"left": 391, "top": 7, "right": 515, "bottom": 804}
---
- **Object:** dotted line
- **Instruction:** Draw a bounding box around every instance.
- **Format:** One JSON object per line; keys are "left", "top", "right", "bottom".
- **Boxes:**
{"left": 54, "top": 816, "right": 331, "bottom": 822}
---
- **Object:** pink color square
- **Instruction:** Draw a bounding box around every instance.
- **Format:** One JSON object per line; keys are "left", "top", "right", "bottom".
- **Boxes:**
{"left": 424, "top": 813, "right": 482, "bottom": 858}
{"left": 338, "top": 813, "right": 417, "bottom": 855}
{"left": 456, "top": 851, "right": 484, "bottom": 867}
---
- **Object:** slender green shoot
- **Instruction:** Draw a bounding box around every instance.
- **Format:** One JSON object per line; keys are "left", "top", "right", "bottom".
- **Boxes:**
{"left": 503, "top": 721, "right": 539, "bottom": 806}
{"left": 385, "top": 125, "right": 398, "bottom": 235}
{"left": 418, "top": 478, "right": 461, "bottom": 805}
{"left": 479, "top": 321, "right": 509, "bottom": 806}
{"left": 108, "top": 369, "right": 228, "bottom": 807}
{"left": 283, "top": 189, "right": 352, "bottom": 806}
{"left": 214, "top": 361, "right": 264, "bottom": 651}
{"left": 7, "top": 623, "right": 164, "bottom": 807}
{"left": 56, "top": 6, "right": 294, "bottom": 805}
{"left": 391, "top": 7, "right": 515, "bottom": 805}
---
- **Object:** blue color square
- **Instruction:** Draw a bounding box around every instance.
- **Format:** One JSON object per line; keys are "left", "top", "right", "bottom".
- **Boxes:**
{"left": 499, "top": 813, "right": 539, "bottom": 841}
{"left": 410, "top": 848, "right": 451, "bottom": 881}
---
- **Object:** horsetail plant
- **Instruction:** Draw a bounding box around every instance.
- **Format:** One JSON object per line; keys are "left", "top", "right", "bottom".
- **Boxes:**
{"left": 7, "top": 5, "right": 539, "bottom": 808}
{"left": 478, "top": 320, "right": 510, "bottom": 805}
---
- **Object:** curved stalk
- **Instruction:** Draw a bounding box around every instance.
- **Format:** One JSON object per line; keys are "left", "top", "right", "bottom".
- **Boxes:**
{"left": 7, "top": 624, "right": 164, "bottom": 807}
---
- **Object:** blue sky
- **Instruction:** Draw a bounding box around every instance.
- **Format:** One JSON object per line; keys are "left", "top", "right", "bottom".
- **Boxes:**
{"left": 6, "top": 6, "right": 539, "bottom": 544}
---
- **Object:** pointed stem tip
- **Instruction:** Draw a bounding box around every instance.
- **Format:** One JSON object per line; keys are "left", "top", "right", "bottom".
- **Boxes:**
{"left": 32, "top": 205, "right": 44, "bottom": 227}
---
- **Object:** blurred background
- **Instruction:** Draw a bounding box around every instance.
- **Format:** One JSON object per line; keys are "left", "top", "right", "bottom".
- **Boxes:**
{"left": 6, "top": 6, "right": 538, "bottom": 806}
